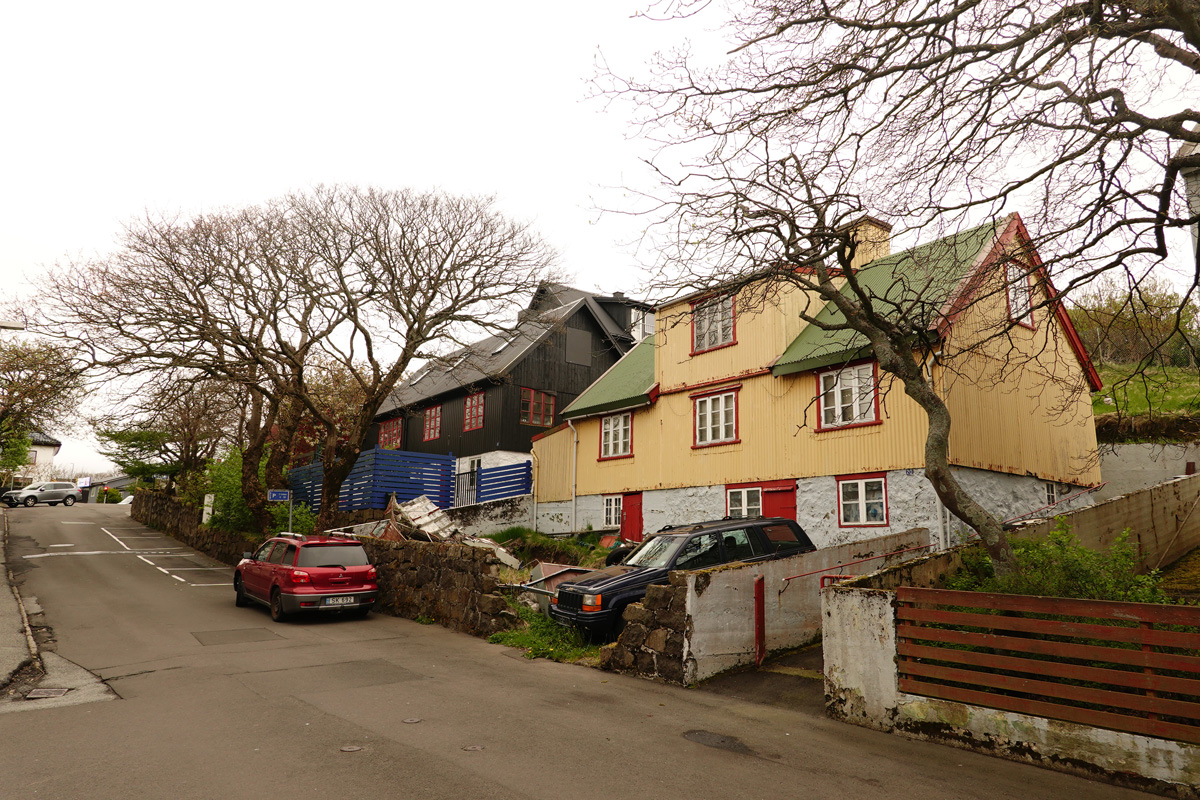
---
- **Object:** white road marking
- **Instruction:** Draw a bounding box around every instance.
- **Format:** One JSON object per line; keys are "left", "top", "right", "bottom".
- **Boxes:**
{"left": 24, "top": 550, "right": 184, "bottom": 558}
{"left": 157, "top": 567, "right": 170, "bottom": 575}
{"left": 48, "top": 544, "right": 75, "bottom": 548}
{"left": 172, "top": 575, "right": 186, "bottom": 582}
{"left": 191, "top": 583, "right": 229, "bottom": 587}
{"left": 138, "top": 556, "right": 156, "bottom": 566}
{"left": 168, "top": 567, "right": 228, "bottom": 571}
{"left": 101, "top": 528, "right": 131, "bottom": 551}
{"left": 59, "top": 522, "right": 95, "bottom": 525}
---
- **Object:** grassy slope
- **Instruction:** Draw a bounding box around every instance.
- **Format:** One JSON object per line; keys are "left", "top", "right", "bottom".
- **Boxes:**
{"left": 1094, "top": 365, "right": 1200, "bottom": 416}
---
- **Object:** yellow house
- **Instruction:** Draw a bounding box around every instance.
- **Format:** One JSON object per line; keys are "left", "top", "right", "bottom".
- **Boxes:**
{"left": 532, "top": 214, "right": 1102, "bottom": 547}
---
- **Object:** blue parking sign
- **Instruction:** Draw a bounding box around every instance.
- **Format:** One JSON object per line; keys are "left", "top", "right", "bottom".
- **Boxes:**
{"left": 267, "top": 490, "right": 291, "bottom": 503}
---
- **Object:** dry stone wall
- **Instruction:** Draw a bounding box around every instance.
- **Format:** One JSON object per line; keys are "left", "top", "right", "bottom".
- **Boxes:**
{"left": 600, "top": 575, "right": 689, "bottom": 684}
{"left": 132, "top": 493, "right": 517, "bottom": 638}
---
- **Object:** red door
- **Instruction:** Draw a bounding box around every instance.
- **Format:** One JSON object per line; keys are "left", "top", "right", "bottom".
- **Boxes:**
{"left": 620, "top": 492, "right": 644, "bottom": 542}
{"left": 762, "top": 480, "right": 797, "bottom": 520}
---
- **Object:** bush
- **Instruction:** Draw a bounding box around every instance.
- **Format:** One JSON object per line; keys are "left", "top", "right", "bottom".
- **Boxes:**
{"left": 268, "top": 500, "right": 317, "bottom": 536}
{"left": 487, "top": 597, "right": 600, "bottom": 663}
{"left": 483, "top": 527, "right": 607, "bottom": 568}
{"left": 205, "top": 449, "right": 256, "bottom": 533}
{"left": 946, "top": 519, "right": 1168, "bottom": 603}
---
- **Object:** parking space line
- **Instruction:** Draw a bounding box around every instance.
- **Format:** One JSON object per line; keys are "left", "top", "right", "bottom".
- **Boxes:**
{"left": 172, "top": 575, "right": 186, "bottom": 582}
{"left": 138, "top": 556, "right": 156, "bottom": 566}
{"left": 169, "top": 567, "right": 228, "bottom": 571}
{"left": 101, "top": 528, "right": 131, "bottom": 551}
{"left": 191, "top": 583, "right": 229, "bottom": 587}
{"left": 156, "top": 567, "right": 170, "bottom": 575}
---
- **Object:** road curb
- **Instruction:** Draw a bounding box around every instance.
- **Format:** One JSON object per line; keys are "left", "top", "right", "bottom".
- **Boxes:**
{"left": 1, "top": 509, "right": 40, "bottom": 688}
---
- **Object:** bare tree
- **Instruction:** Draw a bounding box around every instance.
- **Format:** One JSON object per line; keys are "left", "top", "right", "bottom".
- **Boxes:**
{"left": 31, "top": 186, "right": 556, "bottom": 532}
{"left": 0, "top": 338, "right": 84, "bottom": 444}
{"left": 595, "top": 0, "right": 1198, "bottom": 571}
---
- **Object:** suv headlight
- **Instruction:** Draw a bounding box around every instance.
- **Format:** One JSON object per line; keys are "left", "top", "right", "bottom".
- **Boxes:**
{"left": 582, "top": 593, "right": 602, "bottom": 612}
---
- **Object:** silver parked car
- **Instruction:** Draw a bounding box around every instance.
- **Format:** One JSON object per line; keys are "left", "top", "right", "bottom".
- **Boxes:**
{"left": 2, "top": 482, "right": 82, "bottom": 508}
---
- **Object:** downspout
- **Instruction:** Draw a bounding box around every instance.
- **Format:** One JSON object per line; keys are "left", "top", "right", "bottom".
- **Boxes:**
{"left": 566, "top": 419, "right": 579, "bottom": 532}
{"left": 529, "top": 450, "right": 539, "bottom": 531}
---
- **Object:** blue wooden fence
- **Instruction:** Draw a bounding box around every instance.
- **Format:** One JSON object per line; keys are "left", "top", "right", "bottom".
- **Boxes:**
{"left": 475, "top": 461, "right": 532, "bottom": 504}
{"left": 288, "top": 448, "right": 455, "bottom": 511}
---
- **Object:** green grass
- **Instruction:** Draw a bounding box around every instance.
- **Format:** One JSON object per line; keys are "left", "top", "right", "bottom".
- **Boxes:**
{"left": 1094, "top": 365, "right": 1200, "bottom": 416}
{"left": 484, "top": 526, "right": 609, "bottom": 569}
{"left": 487, "top": 598, "right": 601, "bottom": 664}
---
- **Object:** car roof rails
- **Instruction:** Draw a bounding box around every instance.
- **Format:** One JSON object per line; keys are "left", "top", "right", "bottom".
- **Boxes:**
{"left": 277, "top": 531, "right": 307, "bottom": 541}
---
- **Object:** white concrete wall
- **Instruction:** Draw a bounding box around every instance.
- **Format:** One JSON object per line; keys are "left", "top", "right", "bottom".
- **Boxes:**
{"left": 683, "top": 529, "right": 931, "bottom": 683}
{"left": 457, "top": 450, "right": 531, "bottom": 473}
{"left": 642, "top": 486, "right": 725, "bottom": 534}
{"left": 1096, "top": 443, "right": 1200, "bottom": 503}
{"left": 446, "top": 495, "right": 532, "bottom": 537}
{"left": 824, "top": 582, "right": 1200, "bottom": 791}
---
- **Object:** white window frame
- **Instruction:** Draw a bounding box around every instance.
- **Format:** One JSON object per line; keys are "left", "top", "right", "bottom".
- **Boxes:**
{"left": 727, "top": 487, "right": 762, "bottom": 519}
{"left": 1007, "top": 262, "right": 1032, "bottom": 322}
{"left": 603, "top": 495, "right": 623, "bottom": 528}
{"left": 601, "top": 412, "right": 632, "bottom": 458}
{"left": 692, "top": 295, "right": 734, "bottom": 352}
{"left": 820, "top": 363, "right": 878, "bottom": 428}
{"left": 838, "top": 476, "right": 887, "bottom": 526}
{"left": 695, "top": 391, "right": 737, "bottom": 446}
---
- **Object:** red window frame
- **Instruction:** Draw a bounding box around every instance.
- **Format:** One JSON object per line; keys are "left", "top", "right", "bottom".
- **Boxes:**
{"left": 691, "top": 384, "right": 741, "bottom": 448}
{"left": 690, "top": 294, "right": 737, "bottom": 355}
{"left": 598, "top": 411, "right": 633, "bottom": 461}
{"left": 463, "top": 392, "right": 485, "bottom": 432}
{"left": 520, "top": 387, "right": 556, "bottom": 427}
{"left": 836, "top": 471, "right": 889, "bottom": 528}
{"left": 815, "top": 359, "right": 882, "bottom": 432}
{"left": 422, "top": 405, "right": 442, "bottom": 441}
{"left": 378, "top": 417, "right": 403, "bottom": 449}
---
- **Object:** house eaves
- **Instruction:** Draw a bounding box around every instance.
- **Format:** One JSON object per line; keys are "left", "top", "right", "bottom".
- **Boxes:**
{"left": 561, "top": 337, "right": 657, "bottom": 420}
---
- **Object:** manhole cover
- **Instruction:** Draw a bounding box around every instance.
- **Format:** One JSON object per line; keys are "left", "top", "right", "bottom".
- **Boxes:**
{"left": 340, "top": 746, "right": 363, "bottom": 753}
{"left": 403, "top": 718, "right": 422, "bottom": 724}
{"left": 25, "top": 688, "right": 70, "bottom": 699}
{"left": 462, "top": 745, "right": 485, "bottom": 752}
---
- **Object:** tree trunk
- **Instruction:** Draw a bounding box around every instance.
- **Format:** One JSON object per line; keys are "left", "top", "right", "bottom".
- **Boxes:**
{"left": 239, "top": 390, "right": 274, "bottom": 535}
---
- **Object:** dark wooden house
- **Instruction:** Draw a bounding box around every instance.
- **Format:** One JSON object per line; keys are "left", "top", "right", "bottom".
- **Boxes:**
{"left": 368, "top": 283, "right": 653, "bottom": 485}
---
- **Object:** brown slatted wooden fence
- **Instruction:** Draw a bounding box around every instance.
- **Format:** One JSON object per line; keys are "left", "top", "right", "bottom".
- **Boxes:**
{"left": 895, "top": 587, "right": 1200, "bottom": 744}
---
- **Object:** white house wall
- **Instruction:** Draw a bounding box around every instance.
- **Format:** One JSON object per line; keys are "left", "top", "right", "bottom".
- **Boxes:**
{"left": 537, "top": 466, "right": 1093, "bottom": 541}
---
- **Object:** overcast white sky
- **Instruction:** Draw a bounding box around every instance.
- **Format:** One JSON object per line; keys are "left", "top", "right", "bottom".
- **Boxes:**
{"left": 1, "top": 1, "right": 719, "bottom": 474}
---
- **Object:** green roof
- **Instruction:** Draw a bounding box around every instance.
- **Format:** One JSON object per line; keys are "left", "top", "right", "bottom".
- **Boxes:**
{"left": 772, "top": 218, "right": 1007, "bottom": 376}
{"left": 562, "top": 337, "right": 656, "bottom": 419}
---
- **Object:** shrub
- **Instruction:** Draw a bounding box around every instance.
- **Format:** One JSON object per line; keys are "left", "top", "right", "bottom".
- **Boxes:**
{"left": 487, "top": 598, "right": 599, "bottom": 663}
{"left": 268, "top": 500, "right": 317, "bottom": 536}
{"left": 945, "top": 519, "right": 1168, "bottom": 603}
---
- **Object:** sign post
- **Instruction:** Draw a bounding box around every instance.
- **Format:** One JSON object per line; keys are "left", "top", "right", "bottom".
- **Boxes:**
{"left": 202, "top": 494, "right": 215, "bottom": 525}
{"left": 267, "top": 489, "right": 292, "bottom": 533}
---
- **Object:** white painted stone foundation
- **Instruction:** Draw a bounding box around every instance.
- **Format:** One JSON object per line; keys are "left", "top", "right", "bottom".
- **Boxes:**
{"left": 536, "top": 466, "right": 1093, "bottom": 542}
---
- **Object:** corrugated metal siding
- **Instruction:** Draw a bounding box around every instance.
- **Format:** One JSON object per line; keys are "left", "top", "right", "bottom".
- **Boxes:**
{"left": 655, "top": 284, "right": 825, "bottom": 392}
{"left": 532, "top": 427, "right": 577, "bottom": 502}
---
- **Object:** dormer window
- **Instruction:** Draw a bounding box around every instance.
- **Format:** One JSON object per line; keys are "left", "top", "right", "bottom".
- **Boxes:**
{"left": 692, "top": 295, "right": 735, "bottom": 354}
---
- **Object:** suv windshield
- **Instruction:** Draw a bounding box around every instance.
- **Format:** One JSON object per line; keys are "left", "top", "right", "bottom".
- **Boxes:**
{"left": 296, "top": 544, "right": 370, "bottom": 568}
{"left": 624, "top": 535, "right": 685, "bottom": 568}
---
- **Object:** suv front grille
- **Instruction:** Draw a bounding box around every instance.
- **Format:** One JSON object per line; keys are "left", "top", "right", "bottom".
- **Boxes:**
{"left": 556, "top": 590, "right": 583, "bottom": 611}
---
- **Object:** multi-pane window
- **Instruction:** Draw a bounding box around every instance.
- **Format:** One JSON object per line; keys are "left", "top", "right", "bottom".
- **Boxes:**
{"left": 820, "top": 364, "right": 877, "bottom": 428}
{"left": 464, "top": 392, "right": 485, "bottom": 432}
{"left": 604, "top": 495, "right": 623, "bottom": 528}
{"left": 692, "top": 295, "right": 734, "bottom": 352}
{"left": 631, "top": 309, "right": 654, "bottom": 341}
{"left": 839, "top": 476, "right": 887, "bottom": 526}
{"left": 27, "top": 450, "right": 37, "bottom": 464}
{"left": 695, "top": 391, "right": 737, "bottom": 445}
{"left": 520, "top": 388, "right": 556, "bottom": 426}
{"left": 601, "top": 412, "right": 632, "bottom": 458}
{"left": 1007, "top": 262, "right": 1032, "bottom": 322}
{"left": 727, "top": 487, "right": 762, "bottom": 518}
{"left": 378, "top": 417, "right": 402, "bottom": 449}
{"left": 422, "top": 405, "right": 442, "bottom": 441}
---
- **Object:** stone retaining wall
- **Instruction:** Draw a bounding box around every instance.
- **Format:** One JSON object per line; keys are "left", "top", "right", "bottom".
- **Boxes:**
{"left": 131, "top": 493, "right": 517, "bottom": 638}
{"left": 600, "top": 576, "right": 688, "bottom": 684}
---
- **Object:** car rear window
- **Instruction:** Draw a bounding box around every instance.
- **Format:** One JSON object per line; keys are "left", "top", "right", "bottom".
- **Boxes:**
{"left": 762, "top": 523, "right": 815, "bottom": 553}
{"left": 296, "top": 544, "right": 369, "bottom": 568}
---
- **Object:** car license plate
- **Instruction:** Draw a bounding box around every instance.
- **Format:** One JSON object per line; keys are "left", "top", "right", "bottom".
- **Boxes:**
{"left": 324, "top": 596, "right": 355, "bottom": 606}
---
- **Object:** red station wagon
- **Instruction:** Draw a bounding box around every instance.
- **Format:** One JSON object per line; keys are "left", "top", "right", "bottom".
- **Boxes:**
{"left": 234, "top": 534, "right": 378, "bottom": 622}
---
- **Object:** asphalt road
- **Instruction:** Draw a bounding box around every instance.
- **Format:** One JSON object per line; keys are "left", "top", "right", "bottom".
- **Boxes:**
{"left": 0, "top": 505, "right": 1149, "bottom": 800}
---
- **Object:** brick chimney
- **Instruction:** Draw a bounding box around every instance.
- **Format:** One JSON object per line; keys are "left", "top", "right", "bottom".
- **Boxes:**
{"left": 838, "top": 215, "right": 892, "bottom": 270}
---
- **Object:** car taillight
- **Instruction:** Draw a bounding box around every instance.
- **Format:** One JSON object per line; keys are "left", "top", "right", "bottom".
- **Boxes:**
{"left": 582, "top": 593, "right": 602, "bottom": 612}
{"left": 366, "top": 566, "right": 377, "bottom": 580}
{"left": 290, "top": 570, "right": 311, "bottom": 585}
